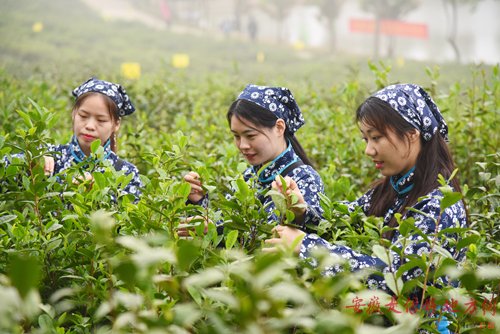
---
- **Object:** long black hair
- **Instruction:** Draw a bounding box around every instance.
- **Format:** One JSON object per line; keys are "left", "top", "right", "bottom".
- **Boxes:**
{"left": 227, "top": 99, "right": 314, "bottom": 166}
{"left": 356, "top": 97, "right": 466, "bottom": 239}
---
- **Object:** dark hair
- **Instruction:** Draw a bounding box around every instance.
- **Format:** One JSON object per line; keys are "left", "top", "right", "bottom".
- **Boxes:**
{"left": 73, "top": 92, "right": 120, "bottom": 153}
{"left": 227, "top": 99, "right": 313, "bottom": 166}
{"left": 356, "top": 97, "right": 466, "bottom": 239}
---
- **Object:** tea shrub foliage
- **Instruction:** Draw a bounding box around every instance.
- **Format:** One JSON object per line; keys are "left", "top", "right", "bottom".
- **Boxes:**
{"left": 0, "top": 65, "right": 499, "bottom": 333}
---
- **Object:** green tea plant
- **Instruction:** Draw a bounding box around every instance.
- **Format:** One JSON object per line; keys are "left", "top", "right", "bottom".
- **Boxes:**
{"left": 1, "top": 66, "right": 499, "bottom": 333}
{"left": 215, "top": 174, "right": 273, "bottom": 252}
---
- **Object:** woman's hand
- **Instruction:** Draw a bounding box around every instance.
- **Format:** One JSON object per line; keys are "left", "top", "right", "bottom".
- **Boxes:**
{"left": 72, "top": 172, "right": 94, "bottom": 189}
{"left": 177, "top": 215, "right": 211, "bottom": 237}
{"left": 44, "top": 156, "right": 94, "bottom": 187}
{"left": 264, "top": 225, "right": 306, "bottom": 254}
{"left": 184, "top": 171, "right": 205, "bottom": 202}
{"left": 272, "top": 175, "right": 307, "bottom": 223}
{"left": 43, "top": 156, "right": 55, "bottom": 176}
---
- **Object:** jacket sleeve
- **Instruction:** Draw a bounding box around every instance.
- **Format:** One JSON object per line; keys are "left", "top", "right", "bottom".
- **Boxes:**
{"left": 118, "top": 162, "right": 143, "bottom": 203}
{"left": 299, "top": 190, "right": 467, "bottom": 294}
{"left": 293, "top": 167, "right": 325, "bottom": 228}
{"left": 186, "top": 193, "right": 209, "bottom": 208}
{"left": 1, "top": 153, "right": 24, "bottom": 166}
{"left": 2, "top": 144, "right": 59, "bottom": 174}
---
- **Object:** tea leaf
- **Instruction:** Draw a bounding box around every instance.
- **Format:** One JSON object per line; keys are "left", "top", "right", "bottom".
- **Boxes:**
{"left": 225, "top": 230, "right": 238, "bottom": 250}
{"left": 8, "top": 254, "right": 41, "bottom": 298}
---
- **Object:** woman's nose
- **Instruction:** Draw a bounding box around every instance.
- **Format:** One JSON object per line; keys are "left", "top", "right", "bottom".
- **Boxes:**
{"left": 238, "top": 138, "right": 250, "bottom": 149}
{"left": 364, "top": 142, "right": 376, "bottom": 156}
{"left": 85, "top": 118, "right": 97, "bottom": 130}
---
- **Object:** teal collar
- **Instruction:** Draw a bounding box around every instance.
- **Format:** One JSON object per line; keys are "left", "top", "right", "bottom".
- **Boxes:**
{"left": 252, "top": 142, "right": 300, "bottom": 184}
{"left": 390, "top": 166, "right": 415, "bottom": 196}
{"left": 69, "top": 135, "right": 112, "bottom": 163}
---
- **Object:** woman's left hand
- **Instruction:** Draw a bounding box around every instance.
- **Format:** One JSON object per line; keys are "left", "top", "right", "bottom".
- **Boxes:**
{"left": 264, "top": 225, "right": 306, "bottom": 254}
{"left": 272, "top": 175, "right": 307, "bottom": 223}
{"left": 43, "top": 156, "right": 55, "bottom": 176}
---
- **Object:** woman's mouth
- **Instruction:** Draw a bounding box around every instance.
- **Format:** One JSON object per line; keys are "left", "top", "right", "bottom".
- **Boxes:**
{"left": 374, "top": 161, "right": 384, "bottom": 169}
{"left": 243, "top": 153, "right": 256, "bottom": 161}
{"left": 82, "top": 134, "right": 96, "bottom": 141}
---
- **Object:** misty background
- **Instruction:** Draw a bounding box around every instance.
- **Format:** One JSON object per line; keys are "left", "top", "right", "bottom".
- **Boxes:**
{"left": 0, "top": 0, "right": 498, "bottom": 86}
{"left": 81, "top": 0, "right": 499, "bottom": 64}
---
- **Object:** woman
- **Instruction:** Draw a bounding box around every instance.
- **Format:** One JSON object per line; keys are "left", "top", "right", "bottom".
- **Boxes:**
{"left": 265, "top": 84, "right": 467, "bottom": 331}
{"left": 184, "top": 84, "right": 324, "bottom": 231}
{"left": 3, "top": 77, "right": 142, "bottom": 201}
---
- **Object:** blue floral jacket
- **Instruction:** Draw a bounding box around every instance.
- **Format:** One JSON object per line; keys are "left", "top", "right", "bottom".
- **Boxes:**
{"left": 191, "top": 144, "right": 324, "bottom": 230}
{"left": 242, "top": 144, "right": 324, "bottom": 229}
{"left": 300, "top": 179, "right": 467, "bottom": 293}
{"left": 2, "top": 136, "right": 142, "bottom": 201}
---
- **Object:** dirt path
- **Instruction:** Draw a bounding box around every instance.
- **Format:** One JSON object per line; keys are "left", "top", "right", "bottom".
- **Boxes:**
{"left": 81, "top": 0, "right": 166, "bottom": 30}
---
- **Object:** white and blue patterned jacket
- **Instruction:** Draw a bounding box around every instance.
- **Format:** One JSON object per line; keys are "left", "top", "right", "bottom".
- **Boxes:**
{"left": 300, "top": 178, "right": 467, "bottom": 293}
{"left": 242, "top": 143, "right": 324, "bottom": 229}
{"left": 191, "top": 143, "right": 324, "bottom": 230}
{"left": 2, "top": 136, "right": 142, "bottom": 201}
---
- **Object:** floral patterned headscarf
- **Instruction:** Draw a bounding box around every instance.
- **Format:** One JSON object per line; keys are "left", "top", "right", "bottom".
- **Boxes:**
{"left": 237, "top": 84, "right": 305, "bottom": 134}
{"left": 373, "top": 83, "right": 448, "bottom": 141}
{"left": 72, "top": 77, "right": 135, "bottom": 117}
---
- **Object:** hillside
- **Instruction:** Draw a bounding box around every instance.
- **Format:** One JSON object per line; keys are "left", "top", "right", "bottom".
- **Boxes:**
{"left": 0, "top": 0, "right": 494, "bottom": 87}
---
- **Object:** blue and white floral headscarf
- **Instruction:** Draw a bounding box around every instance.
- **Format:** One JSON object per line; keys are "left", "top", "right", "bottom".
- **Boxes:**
{"left": 72, "top": 77, "right": 135, "bottom": 117}
{"left": 237, "top": 84, "right": 305, "bottom": 134}
{"left": 373, "top": 83, "right": 448, "bottom": 141}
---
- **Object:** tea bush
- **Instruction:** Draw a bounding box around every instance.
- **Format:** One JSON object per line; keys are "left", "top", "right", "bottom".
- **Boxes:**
{"left": 0, "top": 65, "right": 499, "bottom": 333}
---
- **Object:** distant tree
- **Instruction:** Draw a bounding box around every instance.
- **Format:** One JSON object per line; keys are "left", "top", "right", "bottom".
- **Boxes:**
{"left": 359, "top": 0, "right": 421, "bottom": 58}
{"left": 311, "top": 0, "right": 345, "bottom": 52}
{"left": 442, "top": 0, "right": 485, "bottom": 62}
{"left": 259, "top": 0, "right": 298, "bottom": 42}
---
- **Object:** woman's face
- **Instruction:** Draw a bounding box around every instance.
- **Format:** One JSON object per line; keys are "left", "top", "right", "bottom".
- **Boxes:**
{"left": 72, "top": 94, "right": 120, "bottom": 156}
{"left": 360, "top": 122, "right": 421, "bottom": 177}
{"left": 230, "top": 116, "right": 287, "bottom": 166}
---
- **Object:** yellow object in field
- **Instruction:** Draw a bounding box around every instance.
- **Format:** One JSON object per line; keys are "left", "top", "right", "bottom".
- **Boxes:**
{"left": 121, "top": 62, "right": 141, "bottom": 79}
{"left": 32, "top": 22, "right": 43, "bottom": 33}
{"left": 397, "top": 57, "right": 405, "bottom": 68}
{"left": 172, "top": 54, "right": 190, "bottom": 69}
{"left": 292, "top": 40, "right": 305, "bottom": 51}
{"left": 256, "top": 52, "right": 265, "bottom": 63}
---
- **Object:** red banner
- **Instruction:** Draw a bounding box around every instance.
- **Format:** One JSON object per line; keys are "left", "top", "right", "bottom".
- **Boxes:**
{"left": 350, "top": 18, "right": 428, "bottom": 39}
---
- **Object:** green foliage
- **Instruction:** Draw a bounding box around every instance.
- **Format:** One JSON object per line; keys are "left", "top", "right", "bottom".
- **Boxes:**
{"left": 0, "top": 64, "right": 499, "bottom": 333}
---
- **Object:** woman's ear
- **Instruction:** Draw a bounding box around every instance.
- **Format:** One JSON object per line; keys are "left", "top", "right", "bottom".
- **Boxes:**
{"left": 275, "top": 118, "right": 286, "bottom": 136}
{"left": 406, "top": 129, "right": 422, "bottom": 159}
{"left": 114, "top": 119, "right": 121, "bottom": 133}
{"left": 409, "top": 129, "right": 420, "bottom": 143}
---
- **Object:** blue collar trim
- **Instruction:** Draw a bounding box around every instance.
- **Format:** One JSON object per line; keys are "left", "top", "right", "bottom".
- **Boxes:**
{"left": 258, "top": 157, "right": 299, "bottom": 184}
{"left": 253, "top": 142, "right": 299, "bottom": 184}
{"left": 69, "top": 135, "right": 112, "bottom": 163}
{"left": 390, "top": 166, "right": 416, "bottom": 196}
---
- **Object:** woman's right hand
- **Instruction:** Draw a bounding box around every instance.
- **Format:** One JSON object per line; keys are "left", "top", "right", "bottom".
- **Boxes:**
{"left": 184, "top": 171, "right": 205, "bottom": 202}
{"left": 177, "top": 215, "right": 210, "bottom": 237}
{"left": 263, "top": 225, "right": 305, "bottom": 254}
